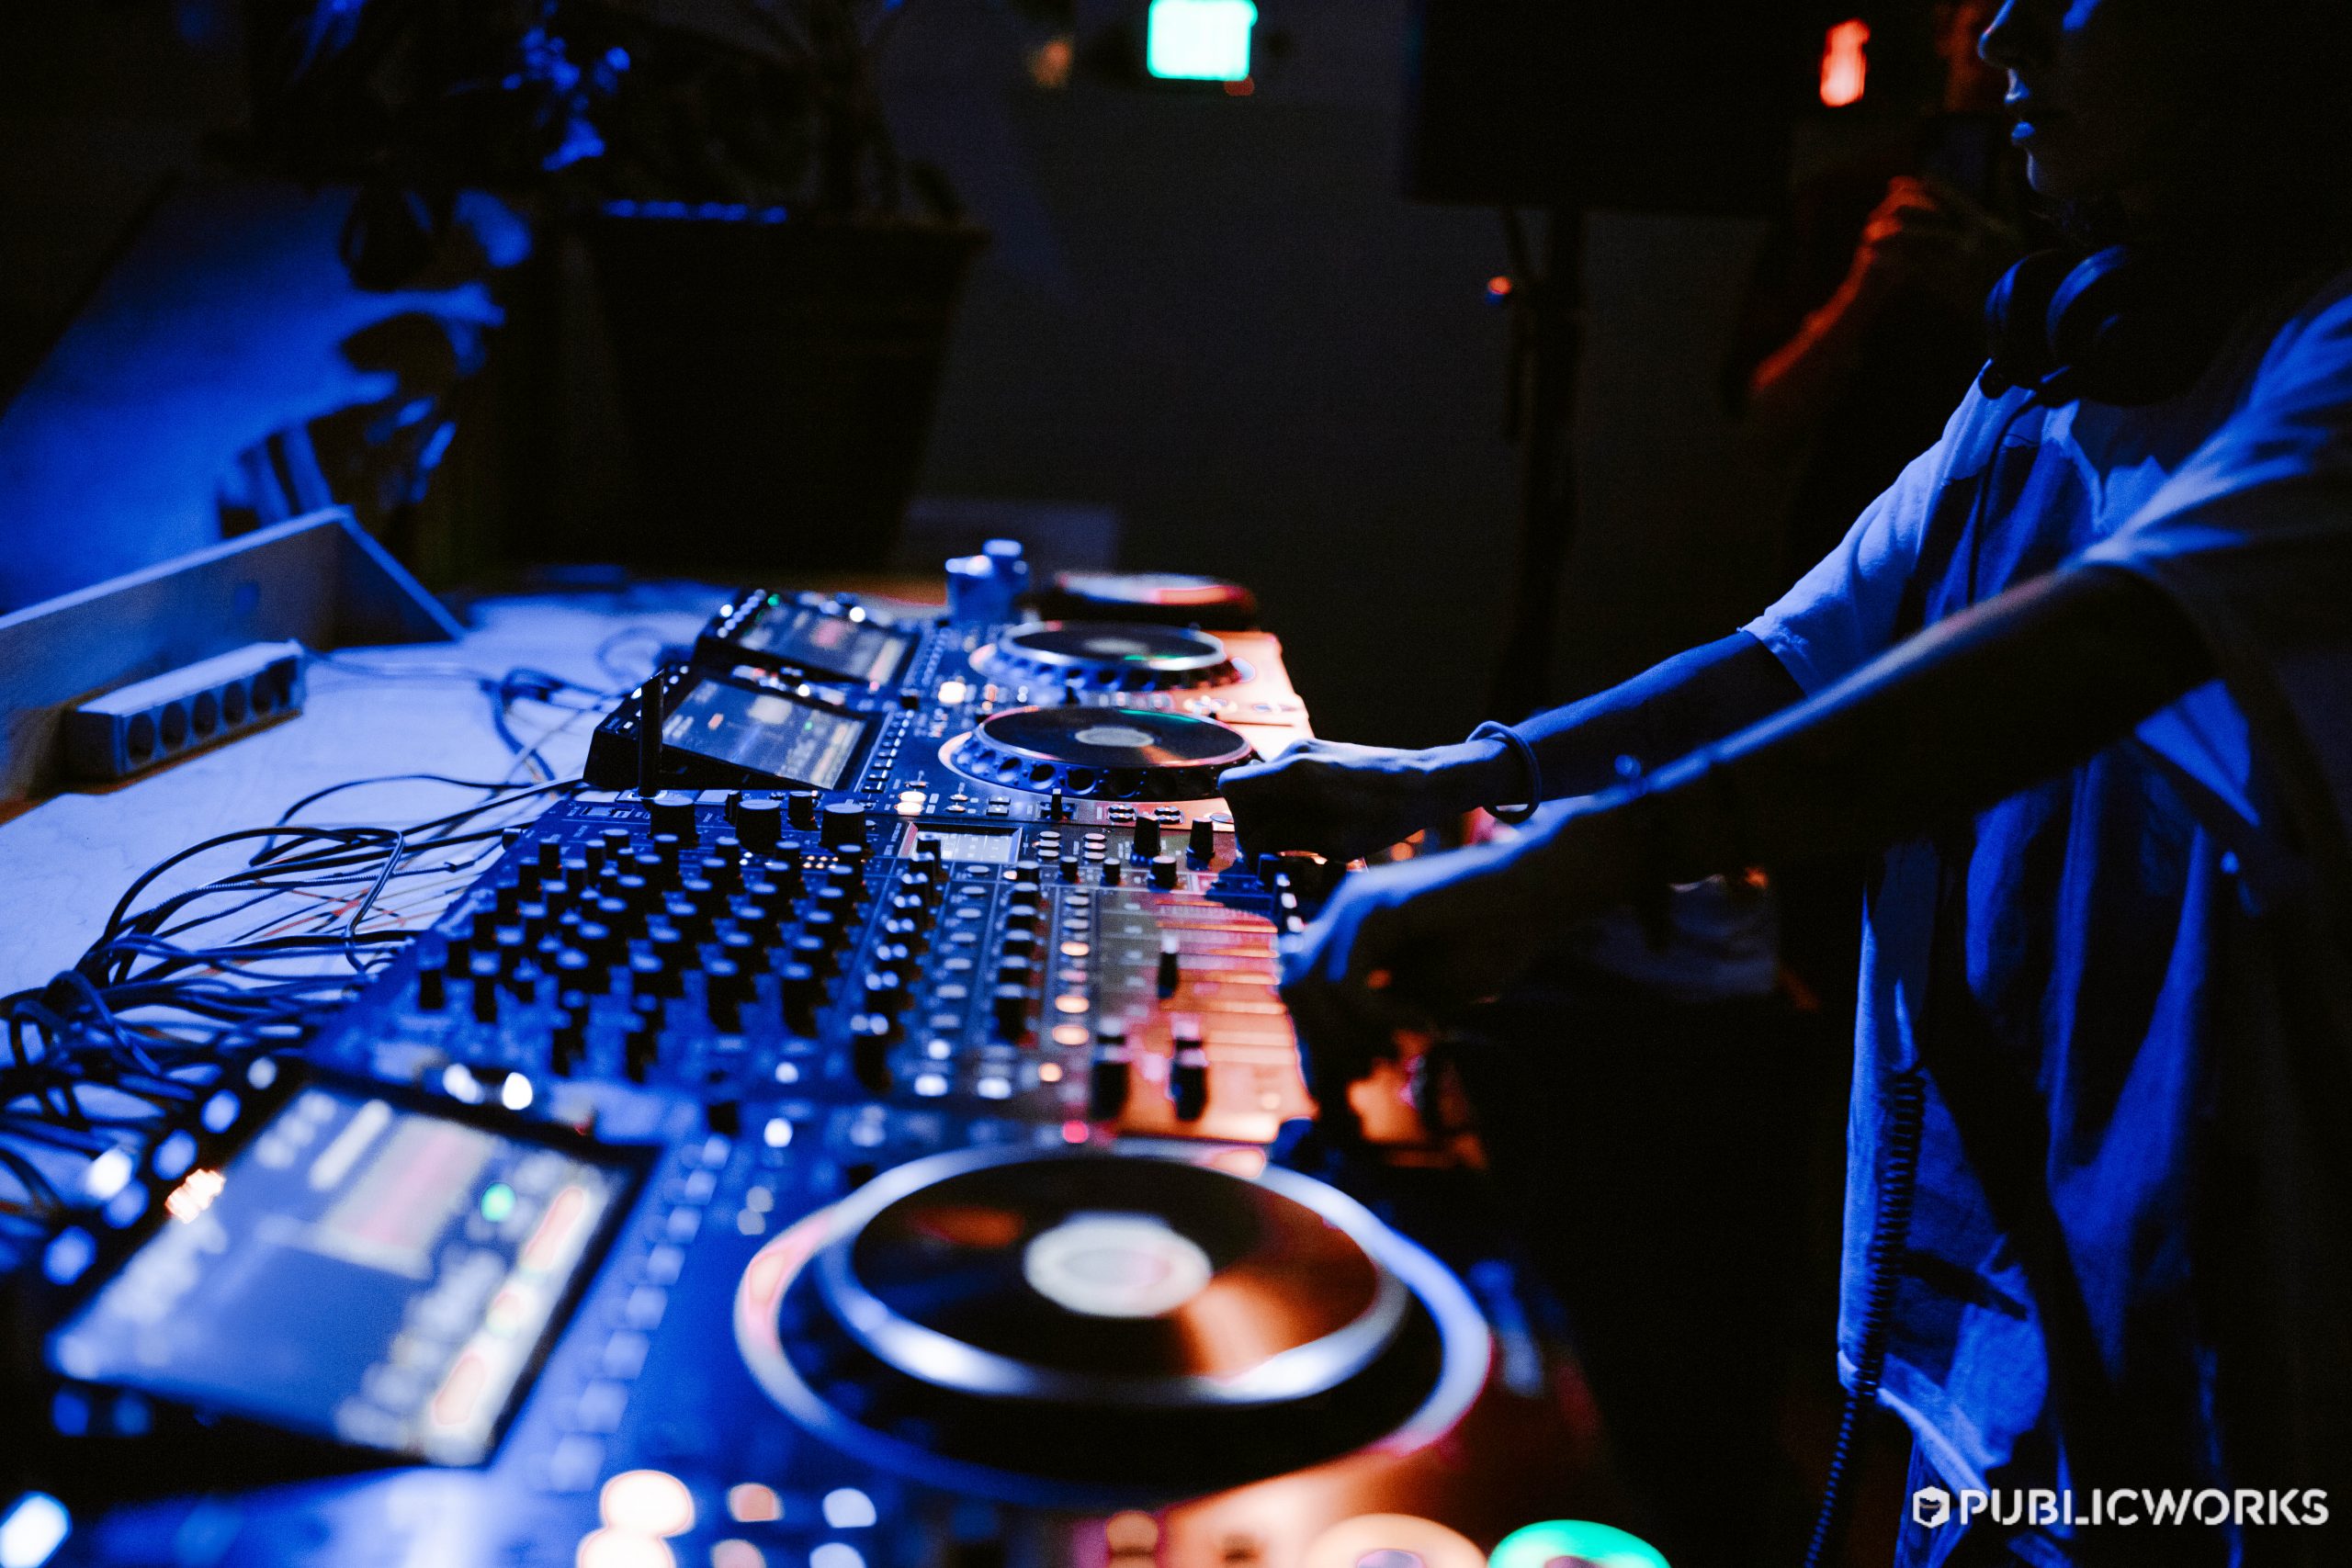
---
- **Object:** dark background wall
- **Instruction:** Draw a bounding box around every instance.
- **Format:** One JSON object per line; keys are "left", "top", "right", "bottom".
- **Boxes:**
{"left": 2, "top": 0, "right": 1808, "bottom": 748}
{"left": 886, "top": 0, "right": 1786, "bottom": 746}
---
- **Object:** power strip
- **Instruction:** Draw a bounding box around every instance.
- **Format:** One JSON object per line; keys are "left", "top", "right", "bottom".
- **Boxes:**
{"left": 62, "top": 641, "right": 307, "bottom": 781}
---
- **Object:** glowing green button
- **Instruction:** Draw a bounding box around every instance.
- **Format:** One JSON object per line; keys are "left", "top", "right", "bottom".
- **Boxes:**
{"left": 481, "top": 1182, "right": 517, "bottom": 1224}
{"left": 1490, "top": 1521, "right": 1669, "bottom": 1568}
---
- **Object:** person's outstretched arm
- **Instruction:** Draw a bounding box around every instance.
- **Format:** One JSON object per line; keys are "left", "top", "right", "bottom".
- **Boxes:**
{"left": 1277, "top": 564, "right": 2213, "bottom": 1066}
{"left": 1220, "top": 634, "right": 1801, "bottom": 863}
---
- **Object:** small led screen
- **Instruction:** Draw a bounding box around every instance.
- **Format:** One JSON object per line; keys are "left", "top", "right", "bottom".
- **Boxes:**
{"left": 663, "top": 681, "right": 868, "bottom": 789}
{"left": 733, "top": 601, "right": 910, "bottom": 685}
{"left": 51, "top": 1087, "right": 633, "bottom": 1464}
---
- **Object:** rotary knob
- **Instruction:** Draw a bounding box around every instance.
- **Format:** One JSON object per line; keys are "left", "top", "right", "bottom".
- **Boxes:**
{"left": 648, "top": 791, "right": 699, "bottom": 841}
{"left": 820, "top": 800, "right": 866, "bottom": 850}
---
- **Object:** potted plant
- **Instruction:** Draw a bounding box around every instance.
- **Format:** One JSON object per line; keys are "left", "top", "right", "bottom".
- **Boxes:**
{"left": 247, "top": 0, "right": 989, "bottom": 572}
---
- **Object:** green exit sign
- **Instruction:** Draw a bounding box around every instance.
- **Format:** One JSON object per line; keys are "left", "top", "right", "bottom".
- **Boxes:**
{"left": 1146, "top": 0, "right": 1258, "bottom": 82}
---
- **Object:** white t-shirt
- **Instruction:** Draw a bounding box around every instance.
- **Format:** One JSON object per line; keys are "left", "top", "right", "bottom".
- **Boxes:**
{"left": 1745, "top": 260, "right": 2352, "bottom": 1562}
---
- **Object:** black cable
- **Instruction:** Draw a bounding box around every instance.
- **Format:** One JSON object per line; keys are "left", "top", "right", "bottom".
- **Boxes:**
{"left": 1803, "top": 1069, "right": 1928, "bottom": 1568}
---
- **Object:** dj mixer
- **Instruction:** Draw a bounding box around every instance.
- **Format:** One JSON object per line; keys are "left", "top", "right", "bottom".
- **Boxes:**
{"left": 1, "top": 566, "right": 1643, "bottom": 1568}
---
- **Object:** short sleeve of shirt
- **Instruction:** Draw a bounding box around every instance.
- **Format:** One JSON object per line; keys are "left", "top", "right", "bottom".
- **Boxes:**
{"left": 2081, "top": 267, "right": 2352, "bottom": 877}
{"left": 1743, "top": 394, "right": 1988, "bottom": 695}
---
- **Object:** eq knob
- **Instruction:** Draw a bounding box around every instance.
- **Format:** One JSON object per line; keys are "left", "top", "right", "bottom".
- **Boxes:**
{"left": 414, "top": 940, "right": 449, "bottom": 1009}
{"left": 1150, "top": 853, "right": 1180, "bottom": 890}
{"left": 551, "top": 1010, "right": 587, "bottom": 1077}
{"left": 469, "top": 953, "right": 502, "bottom": 1023}
{"left": 706, "top": 957, "right": 752, "bottom": 1030}
{"left": 781, "top": 964, "right": 823, "bottom": 1034}
{"left": 820, "top": 800, "right": 866, "bottom": 850}
{"left": 1189, "top": 817, "right": 1216, "bottom": 863}
{"left": 554, "top": 946, "right": 598, "bottom": 998}
{"left": 623, "top": 1019, "right": 660, "bottom": 1082}
{"left": 790, "top": 931, "right": 835, "bottom": 976}
{"left": 851, "top": 1015, "right": 896, "bottom": 1093}
{"left": 786, "top": 789, "right": 820, "bottom": 830}
{"left": 1091, "top": 1023, "right": 1132, "bottom": 1120}
{"left": 648, "top": 791, "right": 699, "bottom": 841}
{"left": 991, "top": 983, "right": 1030, "bottom": 1041}
{"left": 1132, "top": 818, "right": 1162, "bottom": 858}
{"left": 1170, "top": 1021, "right": 1208, "bottom": 1122}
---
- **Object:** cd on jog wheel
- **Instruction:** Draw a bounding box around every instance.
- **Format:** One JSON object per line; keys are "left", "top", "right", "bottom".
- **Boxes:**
{"left": 733, "top": 1145, "right": 1494, "bottom": 1506}
{"left": 980, "top": 622, "right": 1243, "bottom": 693}
{"left": 944, "top": 706, "right": 1258, "bottom": 801}
{"left": 815, "top": 1146, "right": 1409, "bottom": 1407}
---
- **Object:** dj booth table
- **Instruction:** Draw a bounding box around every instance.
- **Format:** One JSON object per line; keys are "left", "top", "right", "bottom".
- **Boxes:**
{"left": 0, "top": 574, "right": 1645, "bottom": 1568}
{"left": 0, "top": 587, "right": 721, "bottom": 998}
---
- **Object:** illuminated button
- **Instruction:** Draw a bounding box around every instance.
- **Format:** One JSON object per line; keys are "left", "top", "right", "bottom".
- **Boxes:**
{"left": 574, "top": 1529, "right": 673, "bottom": 1568}
{"left": 913, "top": 1072, "right": 950, "bottom": 1097}
{"left": 1300, "top": 1516, "right": 1482, "bottom": 1568}
{"left": 726, "top": 1483, "right": 782, "bottom": 1523}
{"left": 810, "top": 1546, "right": 864, "bottom": 1568}
{"left": 820, "top": 1489, "right": 878, "bottom": 1529}
{"left": 82, "top": 1148, "right": 134, "bottom": 1201}
{"left": 712, "top": 1543, "right": 766, "bottom": 1568}
{"left": 1051, "top": 1023, "right": 1091, "bottom": 1047}
{"left": 41, "top": 1230, "right": 95, "bottom": 1287}
{"left": 0, "top": 1494, "right": 72, "bottom": 1568}
{"left": 152, "top": 1131, "right": 198, "bottom": 1180}
{"left": 600, "top": 1470, "right": 695, "bottom": 1538}
{"left": 1488, "top": 1520, "right": 1669, "bottom": 1568}
{"left": 1104, "top": 1512, "right": 1159, "bottom": 1552}
{"left": 1054, "top": 994, "right": 1090, "bottom": 1015}
{"left": 1038, "top": 1062, "right": 1064, "bottom": 1083}
{"left": 762, "top": 1117, "right": 794, "bottom": 1149}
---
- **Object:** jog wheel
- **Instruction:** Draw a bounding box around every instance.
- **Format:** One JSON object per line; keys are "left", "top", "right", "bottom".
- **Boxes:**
{"left": 942, "top": 706, "right": 1256, "bottom": 801}
{"left": 979, "top": 623, "right": 1243, "bottom": 694}
{"left": 734, "top": 1145, "right": 1492, "bottom": 1507}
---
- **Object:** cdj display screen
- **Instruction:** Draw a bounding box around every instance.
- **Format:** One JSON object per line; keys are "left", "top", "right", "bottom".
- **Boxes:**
{"left": 662, "top": 680, "right": 868, "bottom": 789}
{"left": 50, "top": 1086, "right": 636, "bottom": 1464}
{"left": 904, "top": 825, "right": 1017, "bottom": 863}
{"left": 733, "top": 600, "right": 910, "bottom": 685}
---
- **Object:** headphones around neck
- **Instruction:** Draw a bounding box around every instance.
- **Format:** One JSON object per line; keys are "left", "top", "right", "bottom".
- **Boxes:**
{"left": 1978, "top": 244, "right": 2245, "bottom": 408}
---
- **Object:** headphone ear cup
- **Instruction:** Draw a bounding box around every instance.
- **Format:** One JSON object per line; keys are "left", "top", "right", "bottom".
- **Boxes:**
{"left": 1981, "top": 250, "right": 2076, "bottom": 397}
{"left": 2044, "top": 244, "right": 2149, "bottom": 400}
{"left": 2051, "top": 243, "right": 2236, "bottom": 406}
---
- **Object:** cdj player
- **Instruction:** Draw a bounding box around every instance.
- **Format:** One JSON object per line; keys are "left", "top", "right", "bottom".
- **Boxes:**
{"left": 1, "top": 563, "right": 1651, "bottom": 1568}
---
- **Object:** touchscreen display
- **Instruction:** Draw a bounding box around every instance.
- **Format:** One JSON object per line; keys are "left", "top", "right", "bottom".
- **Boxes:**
{"left": 50, "top": 1087, "right": 634, "bottom": 1464}
{"left": 662, "top": 680, "right": 868, "bottom": 789}
{"left": 734, "top": 602, "right": 910, "bottom": 685}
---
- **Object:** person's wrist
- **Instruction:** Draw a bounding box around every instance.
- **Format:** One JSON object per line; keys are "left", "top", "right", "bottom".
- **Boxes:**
{"left": 1418, "top": 739, "right": 1521, "bottom": 816}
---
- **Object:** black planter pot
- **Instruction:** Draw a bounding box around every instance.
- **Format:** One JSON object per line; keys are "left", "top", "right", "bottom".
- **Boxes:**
{"left": 539, "top": 212, "right": 988, "bottom": 573}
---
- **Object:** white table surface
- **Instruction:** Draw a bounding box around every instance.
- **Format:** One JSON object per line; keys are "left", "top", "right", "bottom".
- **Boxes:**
{"left": 0, "top": 590, "right": 717, "bottom": 998}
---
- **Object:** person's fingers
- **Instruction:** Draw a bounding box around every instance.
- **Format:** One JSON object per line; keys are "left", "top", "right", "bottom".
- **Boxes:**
{"left": 1918, "top": 173, "right": 1997, "bottom": 226}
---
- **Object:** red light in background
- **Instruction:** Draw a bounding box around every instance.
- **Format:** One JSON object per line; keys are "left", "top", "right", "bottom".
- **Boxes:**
{"left": 1485, "top": 275, "right": 1513, "bottom": 303}
{"left": 1820, "top": 19, "right": 1870, "bottom": 107}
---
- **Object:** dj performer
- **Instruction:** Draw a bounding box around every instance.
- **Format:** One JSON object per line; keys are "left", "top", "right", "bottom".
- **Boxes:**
{"left": 1225, "top": 2, "right": 2352, "bottom": 1564}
